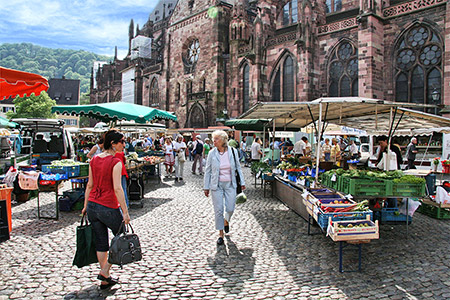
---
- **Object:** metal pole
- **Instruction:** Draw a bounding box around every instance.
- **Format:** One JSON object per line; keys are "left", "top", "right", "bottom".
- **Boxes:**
{"left": 315, "top": 103, "right": 322, "bottom": 184}
{"left": 272, "top": 119, "right": 275, "bottom": 163}
{"left": 386, "top": 107, "right": 393, "bottom": 170}
{"left": 262, "top": 125, "right": 266, "bottom": 160}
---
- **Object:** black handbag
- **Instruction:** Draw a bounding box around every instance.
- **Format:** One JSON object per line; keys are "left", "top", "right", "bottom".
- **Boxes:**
{"left": 108, "top": 222, "right": 142, "bottom": 268}
{"left": 231, "top": 148, "right": 242, "bottom": 194}
{"left": 73, "top": 214, "right": 98, "bottom": 268}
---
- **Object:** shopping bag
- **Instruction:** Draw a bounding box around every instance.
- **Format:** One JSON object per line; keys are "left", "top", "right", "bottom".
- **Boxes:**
{"left": 108, "top": 222, "right": 142, "bottom": 268}
{"left": 72, "top": 214, "right": 98, "bottom": 268}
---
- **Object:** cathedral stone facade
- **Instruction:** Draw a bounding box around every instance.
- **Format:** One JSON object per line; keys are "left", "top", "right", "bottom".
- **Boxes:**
{"left": 90, "top": 0, "right": 449, "bottom": 128}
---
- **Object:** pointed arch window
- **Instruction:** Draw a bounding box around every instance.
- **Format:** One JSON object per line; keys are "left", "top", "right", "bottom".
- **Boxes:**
{"left": 176, "top": 83, "right": 181, "bottom": 103}
{"left": 326, "top": 0, "right": 342, "bottom": 13}
{"left": 282, "top": 1, "right": 298, "bottom": 26}
{"left": 243, "top": 64, "right": 250, "bottom": 112}
{"left": 394, "top": 25, "right": 442, "bottom": 112}
{"left": 328, "top": 42, "right": 358, "bottom": 97}
{"left": 149, "top": 79, "right": 159, "bottom": 107}
{"left": 271, "top": 54, "right": 295, "bottom": 101}
{"left": 283, "top": 56, "right": 294, "bottom": 101}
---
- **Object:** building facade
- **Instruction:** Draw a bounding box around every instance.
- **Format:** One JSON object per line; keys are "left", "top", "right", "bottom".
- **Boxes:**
{"left": 90, "top": 0, "right": 449, "bottom": 128}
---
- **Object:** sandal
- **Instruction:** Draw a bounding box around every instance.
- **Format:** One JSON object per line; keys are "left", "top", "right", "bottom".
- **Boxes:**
{"left": 98, "top": 274, "right": 118, "bottom": 290}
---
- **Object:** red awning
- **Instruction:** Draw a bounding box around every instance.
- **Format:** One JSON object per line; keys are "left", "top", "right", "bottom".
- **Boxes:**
{"left": 0, "top": 67, "right": 49, "bottom": 100}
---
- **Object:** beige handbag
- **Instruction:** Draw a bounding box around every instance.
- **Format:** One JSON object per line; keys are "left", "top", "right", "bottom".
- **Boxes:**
{"left": 178, "top": 150, "right": 186, "bottom": 162}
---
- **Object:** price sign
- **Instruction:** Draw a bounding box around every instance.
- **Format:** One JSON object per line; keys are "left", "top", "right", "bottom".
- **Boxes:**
{"left": 331, "top": 174, "right": 337, "bottom": 182}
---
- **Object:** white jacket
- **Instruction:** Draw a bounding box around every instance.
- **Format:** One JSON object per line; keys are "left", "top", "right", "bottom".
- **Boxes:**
{"left": 203, "top": 146, "right": 246, "bottom": 191}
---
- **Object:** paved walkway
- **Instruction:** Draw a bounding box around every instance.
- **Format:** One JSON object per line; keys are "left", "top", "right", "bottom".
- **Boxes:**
{"left": 1, "top": 161, "right": 450, "bottom": 299}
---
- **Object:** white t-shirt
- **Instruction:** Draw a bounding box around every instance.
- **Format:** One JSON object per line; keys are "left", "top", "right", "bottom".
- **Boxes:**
{"left": 219, "top": 152, "right": 232, "bottom": 182}
{"left": 293, "top": 140, "right": 306, "bottom": 155}
{"left": 251, "top": 142, "right": 261, "bottom": 160}
{"left": 173, "top": 141, "right": 186, "bottom": 160}
{"left": 164, "top": 143, "right": 174, "bottom": 155}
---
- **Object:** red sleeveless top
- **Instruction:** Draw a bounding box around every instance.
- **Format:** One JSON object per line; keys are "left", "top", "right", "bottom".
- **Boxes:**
{"left": 88, "top": 155, "right": 121, "bottom": 208}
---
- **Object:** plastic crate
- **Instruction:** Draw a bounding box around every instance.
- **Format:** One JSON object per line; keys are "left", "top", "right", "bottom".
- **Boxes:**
{"left": 314, "top": 206, "right": 373, "bottom": 230}
{"left": 41, "top": 165, "right": 80, "bottom": 178}
{"left": 340, "top": 177, "right": 386, "bottom": 196}
{"left": 40, "top": 173, "right": 68, "bottom": 181}
{"left": 78, "top": 163, "right": 89, "bottom": 177}
{"left": 380, "top": 207, "right": 412, "bottom": 223}
{"left": 387, "top": 182, "right": 426, "bottom": 197}
{"left": 417, "top": 202, "right": 450, "bottom": 219}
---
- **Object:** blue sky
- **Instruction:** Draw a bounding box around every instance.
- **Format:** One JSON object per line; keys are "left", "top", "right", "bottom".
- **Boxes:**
{"left": 0, "top": 0, "right": 159, "bottom": 59}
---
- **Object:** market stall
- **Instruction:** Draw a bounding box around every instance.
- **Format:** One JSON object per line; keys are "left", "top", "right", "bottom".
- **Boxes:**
{"left": 237, "top": 98, "right": 450, "bottom": 271}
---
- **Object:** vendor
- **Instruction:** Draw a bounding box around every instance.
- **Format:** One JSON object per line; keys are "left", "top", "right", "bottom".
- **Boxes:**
{"left": 87, "top": 138, "right": 104, "bottom": 159}
{"left": 349, "top": 140, "right": 359, "bottom": 159}
{"left": 330, "top": 138, "right": 341, "bottom": 163}
{"left": 375, "top": 135, "right": 402, "bottom": 170}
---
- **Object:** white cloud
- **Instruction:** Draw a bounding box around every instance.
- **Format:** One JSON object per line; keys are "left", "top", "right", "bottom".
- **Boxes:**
{"left": 0, "top": 0, "right": 159, "bottom": 56}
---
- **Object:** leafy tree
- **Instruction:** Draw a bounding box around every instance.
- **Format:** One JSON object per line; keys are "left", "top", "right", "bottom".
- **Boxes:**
{"left": 79, "top": 93, "right": 91, "bottom": 127}
{"left": 6, "top": 91, "right": 56, "bottom": 119}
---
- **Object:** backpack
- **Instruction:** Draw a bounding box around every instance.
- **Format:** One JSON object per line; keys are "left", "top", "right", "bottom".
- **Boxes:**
{"left": 194, "top": 142, "right": 203, "bottom": 155}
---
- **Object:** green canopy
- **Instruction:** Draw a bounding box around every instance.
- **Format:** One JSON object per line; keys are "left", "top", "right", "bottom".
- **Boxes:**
{"left": 0, "top": 116, "right": 18, "bottom": 128}
{"left": 224, "top": 119, "right": 269, "bottom": 131}
{"left": 52, "top": 102, "right": 177, "bottom": 123}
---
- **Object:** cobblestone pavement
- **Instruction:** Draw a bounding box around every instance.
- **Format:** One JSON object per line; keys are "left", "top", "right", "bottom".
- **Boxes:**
{"left": 1, "top": 161, "right": 450, "bottom": 299}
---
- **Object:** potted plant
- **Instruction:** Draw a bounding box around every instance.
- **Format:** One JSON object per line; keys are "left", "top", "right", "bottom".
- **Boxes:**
{"left": 432, "top": 157, "right": 440, "bottom": 172}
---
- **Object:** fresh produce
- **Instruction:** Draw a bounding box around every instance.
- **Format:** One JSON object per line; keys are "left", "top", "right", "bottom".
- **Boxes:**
{"left": 393, "top": 175, "right": 426, "bottom": 184}
{"left": 51, "top": 159, "right": 84, "bottom": 166}
{"left": 338, "top": 222, "right": 370, "bottom": 228}
{"left": 322, "top": 200, "right": 369, "bottom": 213}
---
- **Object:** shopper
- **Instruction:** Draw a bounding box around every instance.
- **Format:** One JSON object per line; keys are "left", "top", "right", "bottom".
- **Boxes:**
{"left": 203, "top": 130, "right": 246, "bottom": 245}
{"left": 163, "top": 137, "right": 175, "bottom": 178}
{"left": 303, "top": 137, "right": 312, "bottom": 157}
{"left": 173, "top": 135, "right": 186, "bottom": 182}
{"left": 293, "top": 137, "right": 306, "bottom": 157}
{"left": 240, "top": 137, "right": 247, "bottom": 161}
{"left": 82, "top": 129, "right": 130, "bottom": 290}
{"left": 322, "top": 138, "right": 332, "bottom": 161}
{"left": 331, "top": 138, "right": 341, "bottom": 164}
{"left": 251, "top": 137, "right": 263, "bottom": 161}
{"left": 349, "top": 140, "right": 359, "bottom": 159}
{"left": 203, "top": 138, "right": 211, "bottom": 159}
{"left": 87, "top": 138, "right": 104, "bottom": 159}
{"left": 192, "top": 136, "right": 204, "bottom": 175}
{"left": 406, "top": 137, "right": 418, "bottom": 169}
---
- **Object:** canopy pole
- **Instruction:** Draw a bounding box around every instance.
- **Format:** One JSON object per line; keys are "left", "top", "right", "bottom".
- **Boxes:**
{"left": 307, "top": 105, "right": 318, "bottom": 137}
{"left": 386, "top": 107, "right": 393, "bottom": 170}
{"left": 375, "top": 105, "right": 378, "bottom": 130}
{"left": 272, "top": 119, "right": 275, "bottom": 164}
{"left": 315, "top": 103, "right": 323, "bottom": 184}
{"left": 262, "top": 124, "right": 266, "bottom": 161}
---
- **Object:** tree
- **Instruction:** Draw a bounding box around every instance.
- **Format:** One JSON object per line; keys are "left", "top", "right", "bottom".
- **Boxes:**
{"left": 6, "top": 91, "right": 56, "bottom": 119}
{"left": 79, "top": 93, "right": 91, "bottom": 127}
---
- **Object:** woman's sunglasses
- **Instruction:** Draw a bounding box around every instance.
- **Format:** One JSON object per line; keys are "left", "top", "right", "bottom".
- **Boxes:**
{"left": 117, "top": 139, "right": 125, "bottom": 144}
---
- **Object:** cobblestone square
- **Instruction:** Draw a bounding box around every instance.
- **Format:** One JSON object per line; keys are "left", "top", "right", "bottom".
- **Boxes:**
{"left": 1, "top": 161, "right": 450, "bottom": 299}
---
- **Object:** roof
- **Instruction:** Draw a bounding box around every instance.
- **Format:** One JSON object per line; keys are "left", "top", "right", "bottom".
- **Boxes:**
{"left": 148, "top": 0, "right": 178, "bottom": 23}
{"left": 238, "top": 98, "right": 450, "bottom": 132}
{"left": 47, "top": 78, "right": 80, "bottom": 106}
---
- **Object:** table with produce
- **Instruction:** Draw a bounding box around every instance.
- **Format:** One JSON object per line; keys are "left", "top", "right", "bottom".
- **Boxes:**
{"left": 36, "top": 159, "right": 90, "bottom": 220}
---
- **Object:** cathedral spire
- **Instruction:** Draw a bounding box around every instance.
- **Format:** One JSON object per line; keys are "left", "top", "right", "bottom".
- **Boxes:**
{"left": 128, "top": 19, "right": 134, "bottom": 56}
{"left": 114, "top": 46, "right": 117, "bottom": 60}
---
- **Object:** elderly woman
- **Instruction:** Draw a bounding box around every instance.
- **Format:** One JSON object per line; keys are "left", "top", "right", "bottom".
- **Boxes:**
{"left": 203, "top": 130, "right": 246, "bottom": 245}
{"left": 173, "top": 135, "right": 187, "bottom": 182}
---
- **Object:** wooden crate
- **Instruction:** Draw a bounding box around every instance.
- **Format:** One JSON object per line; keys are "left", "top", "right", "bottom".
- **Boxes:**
{"left": 328, "top": 215, "right": 379, "bottom": 242}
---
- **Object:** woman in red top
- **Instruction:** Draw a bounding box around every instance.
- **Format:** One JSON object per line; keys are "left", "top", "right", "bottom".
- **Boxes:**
{"left": 82, "top": 129, "right": 130, "bottom": 290}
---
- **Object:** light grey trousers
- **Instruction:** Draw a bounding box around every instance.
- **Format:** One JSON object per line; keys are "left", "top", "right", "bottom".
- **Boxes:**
{"left": 175, "top": 158, "right": 185, "bottom": 178}
{"left": 211, "top": 181, "right": 236, "bottom": 230}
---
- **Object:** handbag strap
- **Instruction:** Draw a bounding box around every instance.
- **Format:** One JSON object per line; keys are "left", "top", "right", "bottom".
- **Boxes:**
{"left": 115, "top": 221, "right": 135, "bottom": 236}
{"left": 231, "top": 148, "right": 240, "bottom": 178}
{"left": 80, "top": 213, "right": 89, "bottom": 226}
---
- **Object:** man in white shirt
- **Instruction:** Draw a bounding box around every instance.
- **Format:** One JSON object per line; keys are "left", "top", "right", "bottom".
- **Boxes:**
{"left": 293, "top": 138, "right": 306, "bottom": 157}
{"left": 349, "top": 140, "right": 359, "bottom": 159}
{"left": 251, "top": 137, "right": 263, "bottom": 161}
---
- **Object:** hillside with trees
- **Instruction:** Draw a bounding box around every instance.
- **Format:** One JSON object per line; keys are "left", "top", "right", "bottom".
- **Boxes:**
{"left": 0, "top": 43, "right": 112, "bottom": 94}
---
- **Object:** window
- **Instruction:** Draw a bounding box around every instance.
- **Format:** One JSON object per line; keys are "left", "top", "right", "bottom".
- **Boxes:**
{"left": 168, "top": 3, "right": 172, "bottom": 8}
{"left": 282, "top": 1, "right": 298, "bottom": 26}
{"left": 271, "top": 54, "right": 295, "bottom": 101}
{"left": 155, "top": 10, "right": 159, "bottom": 15}
{"left": 65, "top": 93, "right": 72, "bottom": 101}
{"left": 149, "top": 79, "right": 159, "bottom": 106}
{"left": 394, "top": 25, "right": 442, "bottom": 111}
{"left": 283, "top": 56, "right": 294, "bottom": 101}
{"left": 326, "top": 0, "right": 342, "bottom": 13}
{"left": 186, "top": 81, "right": 193, "bottom": 96}
{"left": 188, "top": 0, "right": 194, "bottom": 9}
{"left": 201, "top": 78, "right": 206, "bottom": 91}
{"left": 328, "top": 42, "right": 359, "bottom": 97}
{"left": 243, "top": 64, "right": 250, "bottom": 112}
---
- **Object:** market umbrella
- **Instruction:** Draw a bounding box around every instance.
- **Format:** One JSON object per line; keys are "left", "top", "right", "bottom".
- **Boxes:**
{"left": 0, "top": 67, "right": 49, "bottom": 100}
{"left": 52, "top": 102, "right": 177, "bottom": 123}
{"left": 0, "top": 116, "right": 17, "bottom": 128}
{"left": 224, "top": 119, "right": 269, "bottom": 131}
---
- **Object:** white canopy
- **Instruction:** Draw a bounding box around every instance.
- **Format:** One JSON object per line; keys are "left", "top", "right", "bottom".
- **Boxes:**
{"left": 239, "top": 98, "right": 450, "bottom": 132}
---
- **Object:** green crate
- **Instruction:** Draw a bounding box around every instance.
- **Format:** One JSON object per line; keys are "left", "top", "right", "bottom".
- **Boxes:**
{"left": 341, "top": 177, "right": 386, "bottom": 196}
{"left": 78, "top": 163, "right": 89, "bottom": 177}
{"left": 388, "top": 182, "right": 426, "bottom": 197}
{"left": 417, "top": 202, "right": 450, "bottom": 219}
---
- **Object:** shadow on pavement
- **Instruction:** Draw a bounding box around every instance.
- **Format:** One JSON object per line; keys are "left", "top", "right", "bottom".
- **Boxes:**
{"left": 207, "top": 236, "right": 255, "bottom": 294}
{"left": 63, "top": 284, "right": 119, "bottom": 299}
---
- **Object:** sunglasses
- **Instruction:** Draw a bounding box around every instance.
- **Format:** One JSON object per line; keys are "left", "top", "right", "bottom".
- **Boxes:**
{"left": 117, "top": 139, "right": 125, "bottom": 144}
